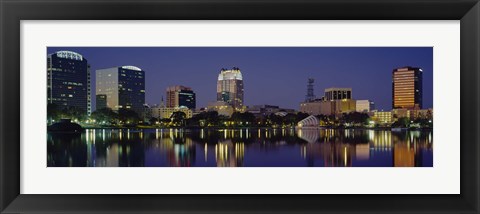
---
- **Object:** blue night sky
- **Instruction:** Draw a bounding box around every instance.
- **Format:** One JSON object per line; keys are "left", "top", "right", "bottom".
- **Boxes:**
{"left": 47, "top": 47, "right": 433, "bottom": 111}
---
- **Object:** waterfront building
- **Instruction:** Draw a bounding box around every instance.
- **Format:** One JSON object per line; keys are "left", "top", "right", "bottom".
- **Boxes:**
{"left": 247, "top": 104, "right": 296, "bottom": 118}
{"left": 324, "top": 88, "right": 352, "bottom": 101}
{"left": 96, "top": 94, "right": 107, "bottom": 110}
{"left": 207, "top": 101, "right": 236, "bottom": 117}
{"left": 96, "top": 65, "right": 145, "bottom": 115}
{"left": 391, "top": 108, "right": 433, "bottom": 120}
{"left": 300, "top": 99, "right": 356, "bottom": 116}
{"left": 372, "top": 111, "right": 393, "bottom": 124}
{"left": 166, "top": 85, "right": 196, "bottom": 109}
{"left": 151, "top": 105, "right": 193, "bottom": 119}
{"left": 411, "top": 108, "right": 433, "bottom": 120}
{"left": 391, "top": 108, "right": 411, "bottom": 119}
{"left": 331, "top": 99, "right": 356, "bottom": 114}
{"left": 217, "top": 67, "right": 244, "bottom": 110}
{"left": 356, "top": 100, "right": 375, "bottom": 112}
{"left": 392, "top": 66, "right": 423, "bottom": 109}
{"left": 47, "top": 50, "right": 91, "bottom": 115}
{"left": 300, "top": 102, "right": 323, "bottom": 115}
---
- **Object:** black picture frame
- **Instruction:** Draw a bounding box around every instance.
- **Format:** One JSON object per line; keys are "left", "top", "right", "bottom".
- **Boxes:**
{"left": 1, "top": 0, "right": 479, "bottom": 213}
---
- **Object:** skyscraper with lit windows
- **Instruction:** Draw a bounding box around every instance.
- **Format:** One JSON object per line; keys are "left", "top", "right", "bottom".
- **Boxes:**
{"left": 216, "top": 67, "right": 244, "bottom": 109}
{"left": 96, "top": 65, "right": 145, "bottom": 114}
{"left": 47, "top": 50, "right": 91, "bottom": 115}
{"left": 392, "top": 66, "right": 423, "bottom": 109}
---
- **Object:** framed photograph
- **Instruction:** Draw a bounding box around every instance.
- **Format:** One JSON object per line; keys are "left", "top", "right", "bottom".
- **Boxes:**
{"left": 1, "top": 0, "right": 479, "bottom": 213}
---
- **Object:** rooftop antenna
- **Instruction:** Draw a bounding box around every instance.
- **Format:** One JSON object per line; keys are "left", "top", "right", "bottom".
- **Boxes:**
{"left": 306, "top": 78, "right": 315, "bottom": 102}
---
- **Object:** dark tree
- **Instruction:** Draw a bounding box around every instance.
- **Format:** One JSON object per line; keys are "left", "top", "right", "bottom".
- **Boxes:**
{"left": 231, "top": 112, "right": 256, "bottom": 126}
{"left": 171, "top": 111, "right": 187, "bottom": 126}
{"left": 90, "top": 108, "right": 118, "bottom": 125}
{"left": 149, "top": 117, "right": 158, "bottom": 125}
{"left": 392, "top": 117, "right": 410, "bottom": 128}
{"left": 118, "top": 108, "right": 141, "bottom": 125}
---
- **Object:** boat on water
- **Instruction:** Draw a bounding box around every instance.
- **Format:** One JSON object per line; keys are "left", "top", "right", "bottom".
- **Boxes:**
{"left": 48, "top": 119, "right": 84, "bottom": 133}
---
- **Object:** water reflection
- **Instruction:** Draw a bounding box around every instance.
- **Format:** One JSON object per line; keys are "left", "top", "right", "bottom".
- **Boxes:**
{"left": 47, "top": 128, "right": 433, "bottom": 167}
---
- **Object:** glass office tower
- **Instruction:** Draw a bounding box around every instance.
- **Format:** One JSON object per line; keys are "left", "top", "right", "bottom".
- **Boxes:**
{"left": 96, "top": 66, "right": 145, "bottom": 114}
{"left": 47, "top": 50, "right": 91, "bottom": 115}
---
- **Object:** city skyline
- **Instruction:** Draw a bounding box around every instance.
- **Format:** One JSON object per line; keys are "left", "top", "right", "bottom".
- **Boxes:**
{"left": 46, "top": 47, "right": 433, "bottom": 111}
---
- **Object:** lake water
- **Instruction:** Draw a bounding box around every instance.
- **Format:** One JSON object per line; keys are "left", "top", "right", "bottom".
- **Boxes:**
{"left": 47, "top": 128, "right": 433, "bottom": 167}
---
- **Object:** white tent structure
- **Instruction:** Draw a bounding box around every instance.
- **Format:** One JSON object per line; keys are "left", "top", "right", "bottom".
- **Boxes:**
{"left": 297, "top": 115, "right": 319, "bottom": 128}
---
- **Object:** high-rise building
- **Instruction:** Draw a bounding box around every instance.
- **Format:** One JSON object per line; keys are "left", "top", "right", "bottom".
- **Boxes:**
{"left": 392, "top": 66, "right": 423, "bottom": 109}
{"left": 166, "top": 85, "right": 196, "bottom": 109}
{"left": 96, "top": 65, "right": 145, "bottom": 114}
{"left": 96, "top": 94, "right": 107, "bottom": 110}
{"left": 216, "top": 67, "right": 244, "bottom": 110}
{"left": 47, "top": 50, "right": 91, "bottom": 115}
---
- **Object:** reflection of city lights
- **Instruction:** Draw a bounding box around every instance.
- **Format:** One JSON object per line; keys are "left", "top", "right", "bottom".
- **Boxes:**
{"left": 214, "top": 144, "right": 218, "bottom": 162}
{"left": 50, "top": 128, "right": 434, "bottom": 167}
{"left": 92, "top": 129, "right": 96, "bottom": 145}
{"left": 204, "top": 143, "right": 208, "bottom": 162}
{"left": 303, "top": 146, "right": 306, "bottom": 159}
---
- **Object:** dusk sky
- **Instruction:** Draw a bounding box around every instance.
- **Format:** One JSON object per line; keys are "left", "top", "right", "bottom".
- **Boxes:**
{"left": 47, "top": 47, "right": 433, "bottom": 111}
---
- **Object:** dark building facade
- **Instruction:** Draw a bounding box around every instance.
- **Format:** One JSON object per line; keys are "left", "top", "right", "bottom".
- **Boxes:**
{"left": 392, "top": 66, "right": 423, "bottom": 109}
{"left": 178, "top": 89, "right": 196, "bottom": 109}
{"left": 96, "top": 66, "right": 145, "bottom": 115}
{"left": 96, "top": 94, "right": 107, "bottom": 110}
{"left": 324, "top": 88, "right": 352, "bottom": 101}
{"left": 47, "top": 50, "right": 91, "bottom": 115}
